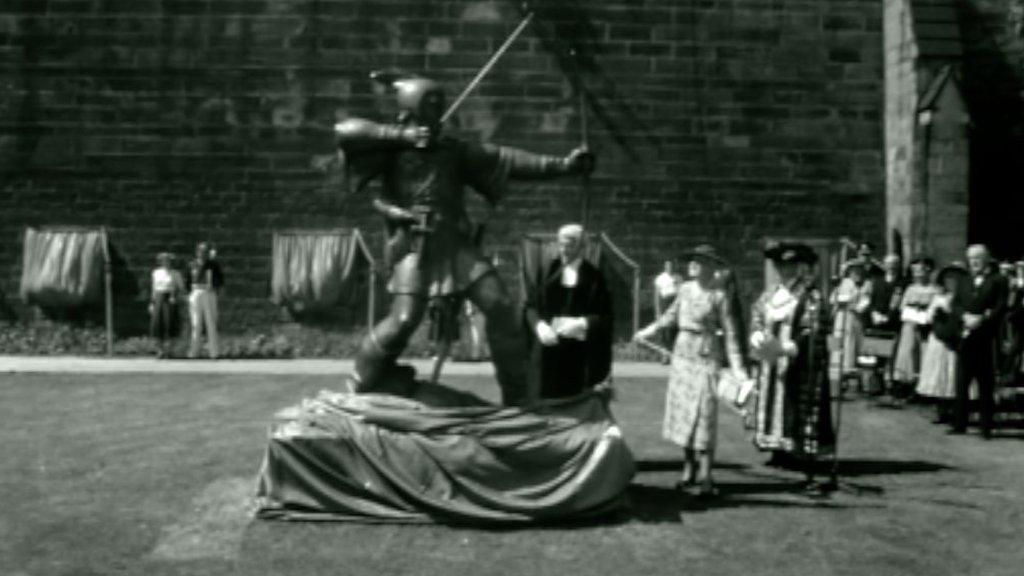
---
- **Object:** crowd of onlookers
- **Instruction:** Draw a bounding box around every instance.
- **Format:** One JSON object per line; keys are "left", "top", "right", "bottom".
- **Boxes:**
{"left": 635, "top": 239, "right": 1023, "bottom": 498}
{"left": 822, "top": 242, "right": 1019, "bottom": 439}
{"left": 651, "top": 240, "right": 1023, "bottom": 443}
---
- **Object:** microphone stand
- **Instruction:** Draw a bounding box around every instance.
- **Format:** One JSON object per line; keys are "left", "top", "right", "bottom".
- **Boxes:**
{"left": 819, "top": 285, "right": 882, "bottom": 497}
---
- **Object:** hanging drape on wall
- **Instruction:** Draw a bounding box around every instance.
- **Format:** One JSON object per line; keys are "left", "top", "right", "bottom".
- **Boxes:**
{"left": 271, "top": 231, "right": 362, "bottom": 312}
{"left": 20, "top": 227, "right": 107, "bottom": 308}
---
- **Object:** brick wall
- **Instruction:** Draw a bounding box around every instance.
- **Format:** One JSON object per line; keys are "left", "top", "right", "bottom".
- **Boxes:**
{"left": 0, "top": 0, "right": 886, "bottom": 333}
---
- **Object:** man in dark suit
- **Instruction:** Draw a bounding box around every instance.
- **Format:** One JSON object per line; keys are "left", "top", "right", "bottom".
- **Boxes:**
{"left": 952, "top": 244, "right": 1009, "bottom": 438}
{"left": 524, "top": 224, "right": 613, "bottom": 400}
{"left": 864, "top": 253, "right": 904, "bottom": 333}
{"left": 863, "top": 253, "right": 904, "bottom": 399}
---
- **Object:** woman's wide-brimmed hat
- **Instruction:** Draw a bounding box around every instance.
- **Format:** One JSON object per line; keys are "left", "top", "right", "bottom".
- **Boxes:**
{"left": 936, "top": 262, "right": 969, "bottom": 284}
{"left": 840, "top": 257, "right": 867, "bottom": 275}
{"left": 909, "top": 255, "right": 936, "bottom": 270}
{"left": 680, "top": 244, "right": 728, "bottom": 267}
{"left": 763, "top": 242, "right": 818, "bottom": 265}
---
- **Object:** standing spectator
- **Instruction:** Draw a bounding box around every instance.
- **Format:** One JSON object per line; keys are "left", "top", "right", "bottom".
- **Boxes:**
{"left": 715, "top": 267, "right": 749, "bottom": 362}
{"left": 952, "top": 244, "right": 1008, "bottom": 438}
{"left": 830, "top": 259, "right": 871, "bottom": 389}
{"left": 186, "top": 242, "right": 224, "bottom": 359}
{"left": 865, "top": 253, "right": 904, "bottom": 333}
{"left": 1002, "top": 261, "right": 1024, "bottom": 384}
{"left": 634, "top": 244, "right": 749, "bottom": 498}
{"left": 855, "top": 242, "right": 884, "bottom": 277}
{"left": 1008, "top": 261, "right": 1024, "bottom": 309}
{"left": 998, "top": 261, "right": 1015, "bottom": 283}
{"left": 861, "top": 253, "right": 905, "bottom": 397}
{"left": 524, "top": 224, "right": 614, "bottom": 400}
{"left": 891, "top": 257, "right": 937, "bottom": 402}
{"left": 149, "top": 252, "right": 185, "bottom": 358}
{"left": 653, "top": 260, "right": 683, "bottom": 350}
{"left": 995, "top": 260, "right": 1023, "bottom": 387}
{"left": 917, "top": 264, "right": 969, "bottom": 423}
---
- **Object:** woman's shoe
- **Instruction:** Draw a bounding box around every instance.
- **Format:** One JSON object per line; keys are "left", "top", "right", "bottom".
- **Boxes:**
{"left": 695, "top": 485, "right": 720, "bottom": 500}
{"left": 674, "top": 473, "right": 696, "bottom": 492}
{"left": 803, "top": 480, "right": 828, "bottom": 498}
{"left": 672, "top": 480, "right": 692, "bottom": 493}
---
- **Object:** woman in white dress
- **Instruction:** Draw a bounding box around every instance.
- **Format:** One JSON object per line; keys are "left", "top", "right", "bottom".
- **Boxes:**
{"left": 829, "top": 260, "right": 871, "bottom": 388}
{"left": 892, "top": 258, "right": 938, "bottom": 400}
{"left": 917, "top": 264, "right": 969, "bottom": 423}
{"left": 149, "top": 252, "right": 185, "bottom": 358}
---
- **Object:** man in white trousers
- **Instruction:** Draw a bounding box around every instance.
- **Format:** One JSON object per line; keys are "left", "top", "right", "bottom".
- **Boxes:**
{"left": 186, "top": 242, "right": 224, "bottom": 359}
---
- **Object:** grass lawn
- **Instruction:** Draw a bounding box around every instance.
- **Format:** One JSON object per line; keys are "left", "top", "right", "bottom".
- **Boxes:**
{"left": 2, "top": 372, "right": 1023, "bottom": 576}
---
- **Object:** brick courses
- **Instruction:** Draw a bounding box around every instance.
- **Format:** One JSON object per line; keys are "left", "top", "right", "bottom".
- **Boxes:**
{"left": 0, "top": 0, "right": 887, "bottom": 331}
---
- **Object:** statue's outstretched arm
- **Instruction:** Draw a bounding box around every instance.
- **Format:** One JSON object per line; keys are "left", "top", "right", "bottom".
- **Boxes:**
{"left": 334, "top": 118, "right": 429, "bottom": 151}
{"left": 463, "top": 143, "right": 594, "bottom": 204}
{"left": 499, "top": 145, "right": 594, "bottom": 180}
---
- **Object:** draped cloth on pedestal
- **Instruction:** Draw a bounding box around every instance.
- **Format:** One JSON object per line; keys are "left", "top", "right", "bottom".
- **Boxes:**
{"left": 20, "top": 227, "right": 107, "bottom": 308}
{"left": 254, "top": 387, "right": 635, "bottom": 524}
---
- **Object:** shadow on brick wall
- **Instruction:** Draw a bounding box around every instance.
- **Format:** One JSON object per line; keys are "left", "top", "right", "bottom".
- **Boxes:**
{"left": 108, "top": 243, "right": 146, "bottom": 337}
{"left": 959, "top": 1, "right": 1024, "bottom": 257}
{"left": 529, "top": 0, "right": 659, "bottom": 161}
{"left": 0, "top": 285, "right": 17, "bottom": 321}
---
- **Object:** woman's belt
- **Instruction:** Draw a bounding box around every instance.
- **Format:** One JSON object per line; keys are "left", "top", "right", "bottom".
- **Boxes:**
{"left": 678, "top": 325, "right": 718, "bottom": 336}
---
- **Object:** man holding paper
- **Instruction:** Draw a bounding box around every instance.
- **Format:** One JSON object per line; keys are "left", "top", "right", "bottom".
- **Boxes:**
{"left": 525, "top": 224, "right": 614, "bottom": 399}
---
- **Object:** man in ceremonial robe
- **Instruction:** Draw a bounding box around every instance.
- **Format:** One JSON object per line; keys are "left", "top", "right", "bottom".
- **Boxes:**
{"left": 524, "top": 224, "right": 613, "bottom": 399}
{"left": 750, "top": 242, "right": 835, "bottom": 495}
{"left": 334, "top": 73, "right": 592, "bottom": 405}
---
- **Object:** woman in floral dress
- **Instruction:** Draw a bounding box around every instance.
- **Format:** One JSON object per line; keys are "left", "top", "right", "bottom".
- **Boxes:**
{"left": 634, "top": 245, "right": 748, "bottom": 497}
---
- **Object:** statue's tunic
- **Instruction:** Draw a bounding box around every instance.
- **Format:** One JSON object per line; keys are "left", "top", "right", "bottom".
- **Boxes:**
{"left": 344, "top": 138, "right": 548, "bottom": 297}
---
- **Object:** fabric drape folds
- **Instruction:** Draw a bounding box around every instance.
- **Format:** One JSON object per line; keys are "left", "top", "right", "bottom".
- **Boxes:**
{"left": 255, "top": 388, "right": 635, "bottom": 524}
{"left": 270, "top": 231, "right": 360, "bottom": 311}
{"left": 19, "top": 227, "right": 107, "bottom": 307}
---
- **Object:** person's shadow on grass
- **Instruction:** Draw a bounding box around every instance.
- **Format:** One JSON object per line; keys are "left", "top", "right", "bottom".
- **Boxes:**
{"left": 623, "top": 456, "right": 959, "bottom": 517}
{"left": 623, "top": 480, "right": 873, "bottom": 521}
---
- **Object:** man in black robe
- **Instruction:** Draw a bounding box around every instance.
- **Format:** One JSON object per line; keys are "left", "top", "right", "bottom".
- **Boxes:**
{"left": 524, "top": 224, "right": 613, "bottom": 399}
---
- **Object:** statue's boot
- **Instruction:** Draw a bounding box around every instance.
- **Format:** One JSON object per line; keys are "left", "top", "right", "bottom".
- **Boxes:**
{"left": 484, "top": 302, "right": 535, "bottom": 407}
{"left": 351, "top": 327, "right": 418, "bottom": 397}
